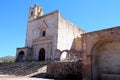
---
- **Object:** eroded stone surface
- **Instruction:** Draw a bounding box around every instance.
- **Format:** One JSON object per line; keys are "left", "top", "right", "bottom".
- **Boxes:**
{"left": 47, "top": 61, "right": 82, "bottom": 80}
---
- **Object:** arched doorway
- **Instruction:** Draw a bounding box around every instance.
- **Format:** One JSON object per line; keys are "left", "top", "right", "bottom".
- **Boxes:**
{"left": 17, "top": 51, "right": 25, "bottom": 61}
{"left": 39, "top": 48, "right": 45, "bottom": 61}
{"left": 92, "top": 41, "right": 120, "bottom": 80}
{"left": 60, "top": 51, "right": 68, "bottom": 61}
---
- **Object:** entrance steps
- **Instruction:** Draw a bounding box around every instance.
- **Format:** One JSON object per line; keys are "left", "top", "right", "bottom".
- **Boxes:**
{"left": 0, "top": 61, "right": 47, "bottom": 77}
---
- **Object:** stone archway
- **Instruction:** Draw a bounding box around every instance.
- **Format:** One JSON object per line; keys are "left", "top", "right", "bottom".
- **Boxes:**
{"left": 17, "top": 51, "right": 25, "bottom": 62}
{"left": 92, "top": 41, "right": 120, "bottom": 80}
{"left": 60, "top": 51, "right": 68, "bottom": 61}
{"left": 39, "top": 48, "right": 45, "bottom": 61}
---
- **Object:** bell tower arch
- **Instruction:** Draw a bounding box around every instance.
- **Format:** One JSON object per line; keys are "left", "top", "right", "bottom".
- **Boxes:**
{"left": 28, "top": 4, "right": 43, "bottom": 22}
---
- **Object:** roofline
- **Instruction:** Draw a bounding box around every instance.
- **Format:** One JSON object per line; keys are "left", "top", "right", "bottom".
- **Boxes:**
{"left": 82, "top": 26, "right": 120, "bottom": 36}
{"left": 60, "top": 16, "right": 86, "bottom": 32}
{"left": 28, "top": 10, "right": 60, "bottom": 23}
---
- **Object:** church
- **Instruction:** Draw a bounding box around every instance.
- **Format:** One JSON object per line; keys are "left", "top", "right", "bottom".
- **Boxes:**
{"left": 16, "top": 4, "right": 85, "bottom": 62}
{"left": 15, "top": 4, "right": 120, "bottom": 80}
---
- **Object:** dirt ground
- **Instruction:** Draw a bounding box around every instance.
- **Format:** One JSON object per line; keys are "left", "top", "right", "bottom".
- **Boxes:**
{"left": 0, "top": 75, "right": 53, "bottom": 80}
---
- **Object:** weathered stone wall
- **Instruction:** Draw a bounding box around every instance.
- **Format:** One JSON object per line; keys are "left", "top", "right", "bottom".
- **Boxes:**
{"left": 57, "top": 16, "right": 84, "bottom": 51}
{"left": 47, "top": 61, "right": 82, "bottom": 79}
{"left": 82, "top": 26, "right": 120, "bottom": 80}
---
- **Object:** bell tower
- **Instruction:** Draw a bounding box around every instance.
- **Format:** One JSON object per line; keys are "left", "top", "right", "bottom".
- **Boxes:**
{"left": 28, "top": 4, "right": 43, "bottom": 22}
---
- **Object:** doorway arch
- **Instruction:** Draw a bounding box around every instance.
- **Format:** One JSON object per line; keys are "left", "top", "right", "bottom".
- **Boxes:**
{"left": 92, "top": 40, "right": 120, "bottom": 80}
{"left": 17, "top": 51, "right": 25, "bottom": 61}
{"left": 39, "top": 48, "right": 45, "bottom": 61}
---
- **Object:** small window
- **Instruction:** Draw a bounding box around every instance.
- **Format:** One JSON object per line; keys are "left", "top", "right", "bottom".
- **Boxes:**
{"left": 42, "top": 31, "right": 46, "bottom": 37}
{"left": 31, "top": 11, "right": 33, "bottom": 16}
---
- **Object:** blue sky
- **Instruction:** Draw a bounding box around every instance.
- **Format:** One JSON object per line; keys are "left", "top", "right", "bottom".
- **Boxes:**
{"left": 0, "top": 0, "right": 120, "bottom": 57}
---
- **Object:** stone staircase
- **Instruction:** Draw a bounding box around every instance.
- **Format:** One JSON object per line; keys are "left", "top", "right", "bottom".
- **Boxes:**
{"left": 0, "top": 61, "right": 47, "bottom": 77}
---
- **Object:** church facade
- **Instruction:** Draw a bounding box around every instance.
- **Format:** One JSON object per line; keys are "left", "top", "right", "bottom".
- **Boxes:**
{"left": 16, "top": 4, "right": 84, "bottom": 62}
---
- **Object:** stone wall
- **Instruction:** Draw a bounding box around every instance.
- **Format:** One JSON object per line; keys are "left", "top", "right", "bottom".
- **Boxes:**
{"left": 57, "top": 16, "right": 85, "bottom": 51}
{"left": 47, "top": 61, "right": 82, "bottom": 80}
{"left": 82, "top": 26, "right": 120, "bottom": 80}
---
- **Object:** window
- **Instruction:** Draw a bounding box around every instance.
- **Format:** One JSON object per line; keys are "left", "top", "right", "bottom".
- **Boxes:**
{"left": 31, "top": 11, "right": 33, "bottom": 16}
{"left": 42, "top": 31, "right": 46, "bottom": 37}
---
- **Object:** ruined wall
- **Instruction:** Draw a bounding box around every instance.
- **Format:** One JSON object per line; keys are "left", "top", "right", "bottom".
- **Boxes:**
{"left": 82, "top": 26, "right": 120, "bottom": 80}
{"left": 47, "top": 61, "right": 82, "bottom": 79}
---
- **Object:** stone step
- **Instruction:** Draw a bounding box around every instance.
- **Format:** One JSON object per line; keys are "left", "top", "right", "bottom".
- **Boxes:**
{"left": 0, "top": 61, "right": 48, "bottom": 76}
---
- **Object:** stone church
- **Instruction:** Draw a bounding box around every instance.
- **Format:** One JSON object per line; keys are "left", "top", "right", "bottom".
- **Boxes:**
{"left": 16, "top": 4, "right": 85, "bottom": 62}
{"left": 16, "top": 4, "right": 120, "bottom": 80}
